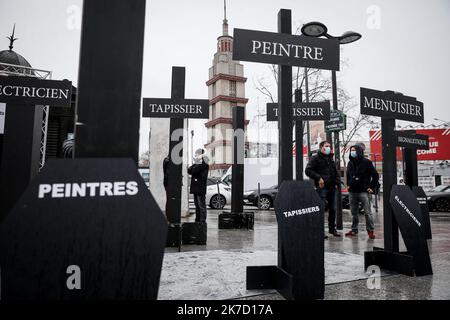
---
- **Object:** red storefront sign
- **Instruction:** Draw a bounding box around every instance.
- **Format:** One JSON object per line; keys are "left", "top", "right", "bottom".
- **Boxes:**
{"left": 369, "top": 128, "right": 450, "bottom": 161}
{"left": 292, "top": 143, "right": 308, "bottom": 156}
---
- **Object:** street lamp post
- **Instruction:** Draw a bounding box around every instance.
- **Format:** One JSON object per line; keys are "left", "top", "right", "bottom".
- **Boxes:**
{"left": 301, "top": 22, "right": 361, "bottom": 230}
{"left": 305, "top": 67, "right": 312, "bottom": 157}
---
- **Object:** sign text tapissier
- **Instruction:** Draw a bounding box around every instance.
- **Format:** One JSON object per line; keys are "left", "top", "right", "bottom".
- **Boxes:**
{"left": 142, "top": 98, "right": 209, "bottom": 119}
{"left": 266, "top": 101, "right": 331, "bottom": 121}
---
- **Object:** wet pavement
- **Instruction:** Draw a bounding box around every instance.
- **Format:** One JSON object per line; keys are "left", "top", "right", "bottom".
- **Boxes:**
{"left": 161, "top": 205, "right": 450, "bottom": 300}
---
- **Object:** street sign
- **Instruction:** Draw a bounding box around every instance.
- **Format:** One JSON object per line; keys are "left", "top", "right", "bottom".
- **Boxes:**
{"left": 325, "top": 109, "right": 346, "bottom": 132}
{"left": 274, "top": 180, "right": 324, "bottom": 299}
{"left": 266, "top": 101, "right": 331, "bottom": 121}
{"left": 389, "top": 185, "right": 433, "bottom": 276}
{"left": 0, "top": 158, "right": 167, "bottom": 299}
{"left": 360, "top": 87, "right": 424, "bottom": 123}
{"left": 233, "top": 28, "right": 340, "bottom": 71}
{"left": 142, "top": 98, "right": 209, "bottom": 119}
{"left": 142, "top": 67, "right": 210, "bottom": 230}
{"left": 395, "top": 131, "right": 429, "bottom": 150}
{"left": 0, "top": 76, "right": 72, "bottom": 107}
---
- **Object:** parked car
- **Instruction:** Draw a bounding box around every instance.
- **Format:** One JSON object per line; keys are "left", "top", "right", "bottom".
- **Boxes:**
{"left": 427, "top": 185, "right": 450, "bottom": 212}
{"left": 244, "top": 182, "right": 357, "bottom": 211}
{"left": 206, "top": 178, "right": 231, "bottom": 209}
{"left": 244, "top": 185, "right": 278, "bottom": 210}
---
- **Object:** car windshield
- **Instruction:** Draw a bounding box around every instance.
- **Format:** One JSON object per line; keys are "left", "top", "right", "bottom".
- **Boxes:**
{"left": 432, "top": 185, "right": 448, "bottom": 192}
{"left": 207, "top": 178, "right": 219, "bottom": 186}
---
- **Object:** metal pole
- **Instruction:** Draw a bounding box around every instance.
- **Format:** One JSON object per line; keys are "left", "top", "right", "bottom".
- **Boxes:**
{"left": 332, "top": 70, "right": 343, "bottom": 230}
{"left": 217, "top": 180, "right": 222, "bottom": 209}
{"left": 231, "top": 105, "right": 245, "bottom": 215}
{"left": 304, "top": 67, "right": 311, "bottom": 157}
{"left": 190, "top": 130, "right": 194, "bottom": 164}
{"left": 381, "top": 118, "right": 399, "bottom": 252}
{"left": 257, "top": 182, "right": 261, "bottom": 210}
{"left": 295, "top": 89, "right": 303, "bottom": 181}
{"left": 277, "top": 8, "right": 293, "bottom": 270}
{"left": 374, "top": 154, "right": 378, "bottom": 213}
{"left": 325, "top": 71, "right": 333, "bottom": 143}
{"left": 166, "top": 67, "right": 185, "bottom": 224}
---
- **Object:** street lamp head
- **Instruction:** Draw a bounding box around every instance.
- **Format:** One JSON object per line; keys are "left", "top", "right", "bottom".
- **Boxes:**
{"left": 301, "top": 21, "right": 328, "bottom": 37}
{"left": 339, "top": 31, "right": 362, "bottom": 44}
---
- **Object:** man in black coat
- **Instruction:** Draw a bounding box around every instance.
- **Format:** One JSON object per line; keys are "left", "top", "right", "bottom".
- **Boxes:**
{"left": 188, "top": 149, "right": 209, "bottom": 223}
{"left": 345, "top": 144, "right": 379, "bottom": 239}
{"left": 305, "top": 141, "right": 341, "bottom": 237}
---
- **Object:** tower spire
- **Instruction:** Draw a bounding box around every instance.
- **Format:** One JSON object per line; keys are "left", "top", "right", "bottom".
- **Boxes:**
{"left": 224, "top": 0, "right": 227, "bottom": 21}
{"left": 222, "top": 0, "right": 229, "bottom": 36}
{"left": 7, "top": 24, "right": 18, "bottom": 51}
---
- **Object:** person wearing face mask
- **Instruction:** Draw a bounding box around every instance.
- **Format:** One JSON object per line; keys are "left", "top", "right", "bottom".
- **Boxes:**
{"left": 305, "top": 141, "right": 341, "bottom": 237}
{"left": 345, "top": 144, "right": 379, "bottom": 239}
{"left": 188, "top": 148, "right": 209, "bottom": 223}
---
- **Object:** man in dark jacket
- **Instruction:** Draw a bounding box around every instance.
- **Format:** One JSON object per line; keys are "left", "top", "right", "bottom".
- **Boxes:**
{"left": 305, "top": 141, "right": 341, "bottom": 237}
{"left": 345, "top": 144, "right": 379, "bottom": 239}
{"left": 188, "top": 149, "right": 209, "bottom": 223}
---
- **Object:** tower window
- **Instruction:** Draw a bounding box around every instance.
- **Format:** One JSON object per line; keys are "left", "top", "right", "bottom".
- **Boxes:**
{"left": 229, "top": 81, "right": 236, "bottom": 97}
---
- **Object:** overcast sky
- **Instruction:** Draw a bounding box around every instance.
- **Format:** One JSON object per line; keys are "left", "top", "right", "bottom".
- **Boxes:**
{"left": 1, "top": 0, "right": 449, "bottom": 155}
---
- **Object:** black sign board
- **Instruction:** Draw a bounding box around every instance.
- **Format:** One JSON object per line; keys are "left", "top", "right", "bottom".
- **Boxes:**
{"left": 0, "top": 158, "right": 167, "bottom": 299}
{"left": 142, "top": 98, "right": 209, "bottom": 119}
{"left": 233, "top": 28, "right": 340, "bottom": 71}
{"left": 412, "top": 186, "right": 432, "bottom": 240}
{"left": 360, "top": 87, "right": 424, "bottom": 123}
{"left": 395, "top": 131, "right": 429, "bottom": 150}
{"left": 274, "top": 180, "right": 324, "bottom": 299}
{"left": 325, "top": 109, "right": 346, "bottom": 132}
{"left": 0, "top": 76, "right": 72, "bottom": 107}
{"left": 389, "top": 185, "right": 432, "bottom": 276}
{"left": 266, "top": 101, "right": 330, "bottom": 121}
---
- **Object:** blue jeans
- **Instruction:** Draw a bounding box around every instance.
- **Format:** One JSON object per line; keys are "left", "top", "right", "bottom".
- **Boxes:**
{"left": 349, "top": 192, "right": 374, "bottom": 232}
{"left": 317, "top": 187, "right": 336, "bottom": 233}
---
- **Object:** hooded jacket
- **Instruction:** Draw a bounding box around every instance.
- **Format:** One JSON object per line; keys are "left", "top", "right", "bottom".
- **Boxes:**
{"left": 305, "top": 150, "right": 339, "bottom": 189}
{"left": 346, "top": 145, "right": 379, "bottom": 193}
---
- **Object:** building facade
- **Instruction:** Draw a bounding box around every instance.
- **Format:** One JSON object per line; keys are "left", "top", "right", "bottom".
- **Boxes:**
{"left": 205, "top": 12, "right": 249, "bottom": 177}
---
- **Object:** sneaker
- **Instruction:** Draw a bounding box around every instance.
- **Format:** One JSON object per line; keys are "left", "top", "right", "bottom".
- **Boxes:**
{"left": 368, "top": 231, "right": 375, "bottom": 239}
{"left": 345, "top": 230, "right": 358, "bottom": 237}
{"left": 329, "top": 230, "right": 341, "bottom": 237}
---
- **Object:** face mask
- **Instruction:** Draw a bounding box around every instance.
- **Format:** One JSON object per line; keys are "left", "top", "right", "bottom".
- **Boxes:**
{"left": 323, "top": 147, "right": 331, "bottom": 155}
{"left": 350, "top": 151, "right": 357, "bottom": 158}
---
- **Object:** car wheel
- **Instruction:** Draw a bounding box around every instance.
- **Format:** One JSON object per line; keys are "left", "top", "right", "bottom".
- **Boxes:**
{"left": 210, "top": 194, "right": 226, "bottom": 209}
{"left": 435, "top": 198, "right": 450, "bottom": 212}
{"left": 257, "top": 195, "right": 272, "bottom": 210}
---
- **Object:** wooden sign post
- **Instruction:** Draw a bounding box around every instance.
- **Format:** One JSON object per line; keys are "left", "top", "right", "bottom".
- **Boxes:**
{"left": 233, "top": 8, "right": 339, "bottom": 300}
{"left": 142, "top": 67, "right": 209, "bottom": 247}
{"left": 361, "top": 87, "right": 431, "bottom": 276}
{"left": 0, "top": 76, "right": 72, "bottom": 220}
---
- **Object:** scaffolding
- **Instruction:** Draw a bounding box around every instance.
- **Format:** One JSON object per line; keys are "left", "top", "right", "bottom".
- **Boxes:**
{"left": 0, "top": 62, "right": 52, "bottom": 170}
